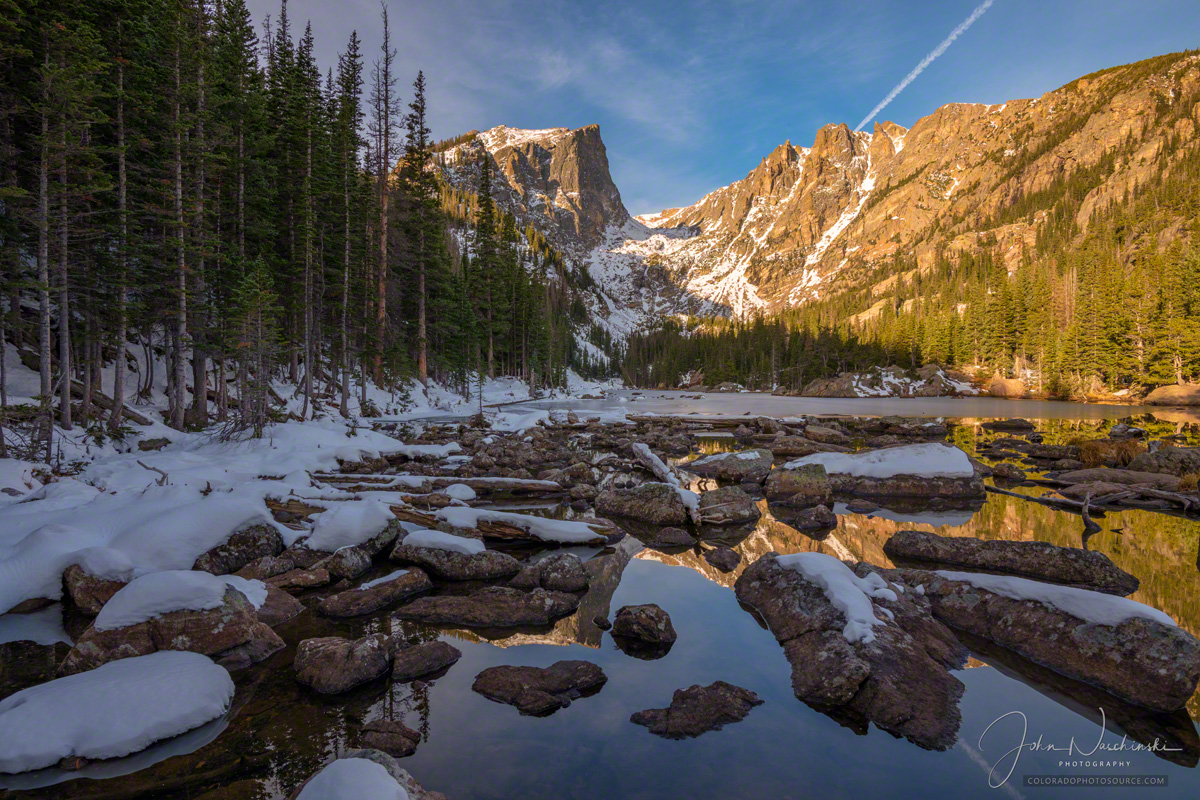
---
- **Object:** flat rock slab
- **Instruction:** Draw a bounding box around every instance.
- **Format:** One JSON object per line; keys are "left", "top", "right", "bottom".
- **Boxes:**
{"left": 688, "top": 449, "right": 774, "bottom": 483}
{"left": 390, "top": 544, "right": 520, "bottom": 581}
{"left": 472, "top": 660, "right": 607, "bottom": 715}
{"left": 319, "top": 569, "right": 432, "bottom": 618}
{"left": 1057, "top": 468, "right": 1180, "bottom": 491}
{"left": 631, "top": 681, "right": 763, "bottom": 738}
{"left": 698, "top": 486, "right": 761, "bottom": 524}
{"left": 294, "top": 633, "right": 391, "bottom": 694}
{"left": 596, "top": 483, "right": 689, "bottom": 525}
{"left": 768, "top": 436, "right": 850, "bottom": 458}
{"left": 883, "top": 530, "right": 1139, "bottom": 596}
{"left": 391, "top": 640, "right": 462, "bottom": 682}
{"left": 393, "top": 587, "right": 580, "bottom": 628}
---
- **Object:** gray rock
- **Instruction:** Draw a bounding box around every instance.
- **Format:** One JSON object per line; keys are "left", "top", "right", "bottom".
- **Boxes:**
{"left": 698, "top": 485, "right": 761, "bottom": 524}
{"left": 472, "top": 660, "right": 607, "bottom": 715}
{"left": 192, "top": 524, "right": 284, "bottom": 576}
{"left": 631, "top": 681, "right": 763, "bottom": 738}
{"left": 596, "top": 482, "right": 689, "bottom": 525}
{"left": 390, "top": 542, "right": 521, "bottom": 581}
{"left": 768, "top": 436, "right": 850, "bottom": 458}
{"left": 360, "top": 720, "right": 421, "bottom": 757}
{"left": 294, "top": 633, "right": 392, "bottom": 694}
{"left": 688, "top": 448, "right": 774, "bottom": 484}
{"left": 510, "top": 553, "right": 589, "bottom": 592}
{"left": 779, "top": 504, "right": 837, "bottom": 531}
{"left": 1128, "top": 446, "right": 1200, "bottom": 477}
{"left": 802, "top": 425, "right": 849, "bottom": 446}
{"left": 316, "top": 546, "right": 373, "bottom": 580}
{"left": 703, "top": 547, "right": 741, "bottom": 572}
{"left": 1057, "top": 467, "right": 1180, "bottom": 491}
{"left": 634, "top": 526, "right": 696, "bottom": 548}
{"left": 612, "top": 604, "right": 677, "bottom": 644}
{"left": 883, "top": 530, "right": 1139, "bottom": 595}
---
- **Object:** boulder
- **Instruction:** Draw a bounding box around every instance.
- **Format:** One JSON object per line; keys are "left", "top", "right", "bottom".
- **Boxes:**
{"left": 393, "top": 586, "right": 580, "bottom": 628}
{"left": 316, "top": 547, "right": 373, "bottom": 581}
{"left": 632, "top": 526, "right": 696, "bottom": 548}
{"left": 1127, "top": 446, "right": 1200, "bottom": 477}
{"left": 1144, "top": 384, "right": 1200, "bottom": 405}
{"left": 391, "top": 640, "right": 462, "bottom": 682}
{"left": 62, "top": 564, "right": 127, "bottom": 616}
{"left": 60, "top": 586, "right": 283, "bottom": 675}
{"left": 991, "top": 463, "right": 1027, "bottom": 483}
{"left": 882, "top": 530, "right": 1139, "bottom": 595}
{"left": 899, "top": 570, "right": 1200, "bottom": 713}
{"left": 267, "top": 567, "right": 332, "bottom": 590}
{"left": 472, "top": 660, "right": 607, "bottom": 715}
{"left": 802, "top": 425, "right": 849, "bottom": 446}
{"left": 192, "top": 524, "right": 284, "bottom": 575}
{"left": 982, "top": 418, "right": 1035, "bottom": 431}
{"left": 988, "top": 374, "right": 1026, "bottom": 398}
{"left": 318, "top": 569, "right": 432, "bottom": 618}
{"left": 768, "top": 436, "right": 850, "bottom": 458}
{"left": 611, "top": 604, "right": 677, "bottom": 645}
{"left": 698, "top": 486, "right": 761, "bottom": 525}
{"left": 390, "top": 542, "right": 521, "bottom": 581}
{"left": 688, "top": 449, "right": 774, "bottom": 483}
{"left": 0, "top": 640, "right": 73, "bottom": 700}
{"left": 596, "top": 482, "right": 689, "bottom": 525}
{"left": 703, "top": 546, "right": 741, "bottom": 572}
{"left": 776, "top": 504, "right": 837, "bottom": 531}
{"left": 257, "top": 584, "right": 306, "bottom": 626}
{"left": 294, "top": 633, "right": 392, "bottom": 694}
{"left": 764, "top": 464, "right": 831, "bottom": 507}
{"left": 631, "top": 681, "right": 763, "bottom": 739}
{"left": 235, "top": 554, "right": 296, "bottom": 581}
{"left": 735, "top": 552, "right": 967, "bottom": 750}
{"left": 509, "top": 553, "right": 589, "bottom": 593}
{"left": 360, "top": 720, "right": 421, "bottom": 758}
{"left": 1057, "top": 468, "right": 1181, "bottom": 491}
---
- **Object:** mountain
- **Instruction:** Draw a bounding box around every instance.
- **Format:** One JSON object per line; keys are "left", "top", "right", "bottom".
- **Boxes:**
{"left": 438, "top": 51, "right": 1200, "bottom": 335}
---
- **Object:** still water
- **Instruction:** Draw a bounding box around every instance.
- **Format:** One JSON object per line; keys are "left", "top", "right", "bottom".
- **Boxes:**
{"left": 3, "top": 400, "right": 1200, "bottom": 799}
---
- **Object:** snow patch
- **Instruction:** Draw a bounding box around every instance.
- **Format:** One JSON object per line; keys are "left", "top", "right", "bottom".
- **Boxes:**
{"left": 786, "top": 443, "right": 974, "bottom": 479}
{"left": 401, "top": 529, "right": 485, "bottom": 556}
{"left": 777, "top": 552, "right": 897, "bottom": 643}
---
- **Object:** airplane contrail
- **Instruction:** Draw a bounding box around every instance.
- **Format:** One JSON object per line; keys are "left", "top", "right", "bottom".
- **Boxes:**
{"left": 855, "top": 0, "right": 996, "bottom": 132}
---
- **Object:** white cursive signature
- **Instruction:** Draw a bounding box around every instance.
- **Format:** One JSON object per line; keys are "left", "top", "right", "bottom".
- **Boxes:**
{"left": 978, "top": 709, "right": 1182, "bottom": 788}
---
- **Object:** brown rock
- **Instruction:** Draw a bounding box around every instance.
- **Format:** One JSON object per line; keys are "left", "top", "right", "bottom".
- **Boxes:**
{"left": 1144, "top": 384, "right": 1200, "bottom": 405}
{"left": 1127, "top": 446, "right": 1200, "bottom": 477}
{"left": 257, "top": 584, "right": 306, "bottom": 626}
{"left": 360, "top": 720, "right": 421, "bottom": 757}
{"left": 267, "top": 567, "right": 331, "bottom": 590}
{"left": 318, "top": 569, "right": 432, "bottom": 618}
{"left": 688, "top": 448, "right": 774, "bottom": 483}
{"left": 390, "top": 542, "right": 521, "bottom": 581}
{"left": 294, "top": 633, "right": 392, "bottom": 694}
{"left": 703, "top": 547, "right": 741, "bottom": 572}
{"left": 391, "top": 640, "right": 462, "bottom": 682}
{"left": 192, "top": 524, "right": 284, "bottom": 575}
{"left": 62, "top": 565, "right": 127, "bottom": 615}
{"left": 698, "top": 486, "right": 761, "bottom": 525}
{"left": 612, "top": 604, "right": 677, "bottom": 644}
{"left": 1057, "top": 468, "right": 1181, "bottom": 491}
{"left": 596, "top": 482, "right": 689, "bottom": 525}
{"left": 764, "top": 464, "right": 831, "bottom": 507}
{"left": 393, "top": 586, "right": 580, "bottom": 628}
{"left": 509, "top": 553, "right": 589, "bottom": 592}
{"left": 768, "top": 436, "right": 850, "bottom": 457}
{"left": 472, "top": 660, "right": 607, "bottom": 715}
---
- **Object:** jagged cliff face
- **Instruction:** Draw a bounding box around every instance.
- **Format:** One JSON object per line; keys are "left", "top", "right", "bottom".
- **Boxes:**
{"left": 440, "top": 53, "right": 1200, "bottom": 328}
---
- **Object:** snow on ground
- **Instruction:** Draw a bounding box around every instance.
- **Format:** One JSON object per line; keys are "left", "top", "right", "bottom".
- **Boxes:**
{"left": 94, "top": 571, "right": 267, "bottom": 632}
{"left": 0, "top": 651, "right": 234, "bottom": 775}
{"left": 777, "top": 552, "right": 897, "bottom": 643}
{"left": 785, "top": 443, "right": 974, "bottom": 479}
{"left": 295, "top": 757, "right": 410, "bottom": 800}
{"left": 0, "top": 459, "right": 44, "bottom": 498}
{"left": 303, "top": 499, "right": 395, "bottom": 553}
{"left": 435, "top": 507, "right": 603, "bottom": 544}
{"left": 442, "top": 484, "right": 476, "bottom": 502}
{"left": 0, "top": 604, "right": 71, "bottom": 646}
{"left": 933, "top": 571, "right": 1177, "bottom": 628}
{"left": 402, "top": 529, "right": 486, "bottom": 555}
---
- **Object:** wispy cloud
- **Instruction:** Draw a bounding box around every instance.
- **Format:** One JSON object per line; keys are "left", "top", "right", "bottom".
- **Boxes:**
{"left": 854, "top": 0, "right": 996, "bottom": 131}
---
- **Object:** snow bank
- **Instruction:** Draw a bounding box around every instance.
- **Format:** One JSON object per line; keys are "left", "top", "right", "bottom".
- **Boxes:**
{"left": 435, "top": 507, "right": 603, "bottom": 544}
{"left": 95, "top": 570, "right": 267, "bottom": 631}
{"left": 392, "top": 442, "right": 461, "bottom": 460}
{"left": 401, "top": 529, "right": 485, "bottom": 555}
{"left": 934, "top": 571, "right": 1177, "bottom": 628}
{"left": 0, "top": 485, "right": 272, "bottom": 615}
{"left": 0, "top": 459, "right": 43, "bottom": 499}
{"left": 304, "top": 500, "right": 394, "bottom": 552}
{"left": 777, "top": 552, "right": 897, "bottom": 643}
{"left": 785, "top": 443, "right": 974, "bottom": 479}
{"left": 491, "top": 409, "right": 551, "bottom": 432}
{"left": 0, "top": 605, "right": 71, "bottom": 646}
{"left": 0, "top": 651, "right": 234, "bottom": 774}
{"left": 72, "top": 547, "right": 136, "bottom": 582}
{"left": 296, "top": 757, "right": 409, "bottom": 800}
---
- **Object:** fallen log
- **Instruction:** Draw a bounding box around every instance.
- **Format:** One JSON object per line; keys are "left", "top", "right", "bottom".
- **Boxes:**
{"left": 70, "top": 381, "right": 153, "bottom": 426}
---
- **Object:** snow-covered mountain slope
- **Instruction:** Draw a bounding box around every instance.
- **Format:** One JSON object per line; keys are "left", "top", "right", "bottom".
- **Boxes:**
{"left": 438, "top": 52, "right": 1200, "bottom": 329}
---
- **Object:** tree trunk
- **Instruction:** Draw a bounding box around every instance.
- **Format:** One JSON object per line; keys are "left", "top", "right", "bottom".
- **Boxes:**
{"left": 189, "top": 15, "right": 208, "bottom": 428}
{"left": 110, "top": 60, "right": 128, "bottom": 431}
{"left": 172, "top": 36, "right": 187, "bottom": 430}
{"left": 57, "top": 115, "right": 72, "bottom": 430}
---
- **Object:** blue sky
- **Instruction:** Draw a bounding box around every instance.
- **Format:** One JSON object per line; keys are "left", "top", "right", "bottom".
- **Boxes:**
{"left": 249, "top": 0, "right": 1200, "bottom": 214}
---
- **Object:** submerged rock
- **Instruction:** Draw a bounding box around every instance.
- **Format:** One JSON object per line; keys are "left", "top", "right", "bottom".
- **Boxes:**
{"left": 318, "top": 569, "right": 432, "bottom": 618}
{"left": 698, "top": 486, "right": 761, "bottom": 525}
{"left": 393, "top": 586, "right": 580, "bottom": 628}
{"left": 774, "top": 503, "right": 836, "bottom": 531}
{"left": 391, "top": 640, "right": 462, "bottom": 682}
{"left": 633, "top": 526, "right": 696, "bottom": 548}
{"left": 509, "top": 553, "right": 589, "bottom": 593}
{"left": 596, "top": 482, "right": 690, "bottom": 525}
{"left": 359, "top": 720, "right": 421, "bottom": 758}
{"left": 703, "top": 546, "right": 741, "bottom": 572}
{"left": 735, "top": 552, "right": 966, "bottom": 750}
{"left": 631, "top": 681, "right": 763, "bottom": 739}
{"left": 472, "top": 660, "right": 607, "bottom": 715}
{"left": 883, "top": 530, "right": 1139, "bottom": 595}
{"left": 294, "top": 633, "right": 392, "bottom": 694}
{"left": 688, "top": 449, "right": 774, "bottom": 484}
